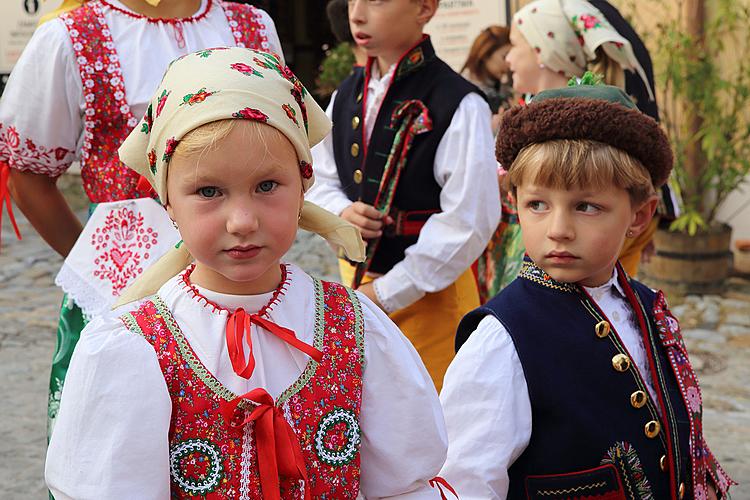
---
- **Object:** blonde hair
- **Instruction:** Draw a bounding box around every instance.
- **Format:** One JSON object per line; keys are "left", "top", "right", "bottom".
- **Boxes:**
{"left": 174, "top": 119, "right": 293, "bottom": 166}
{"left": 589, "top": 47, "right": 625, "bottom": 89}
{"left": 508, "top": 139, "right": 654, "bottom": 203}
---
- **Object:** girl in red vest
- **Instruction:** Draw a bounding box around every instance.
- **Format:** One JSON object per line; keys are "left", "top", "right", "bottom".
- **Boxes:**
{"left": 45, "top": 47, "right": 452, "bottom": 499}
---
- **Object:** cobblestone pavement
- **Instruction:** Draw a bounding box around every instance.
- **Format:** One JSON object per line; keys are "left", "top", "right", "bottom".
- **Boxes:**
{"left": 1, "top": 200, "right": 748, "bottom": 498}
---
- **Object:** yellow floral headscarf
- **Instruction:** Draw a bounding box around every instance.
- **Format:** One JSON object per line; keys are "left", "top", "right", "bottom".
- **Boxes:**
{"left": 115, "top": 47, "right": 364, "bottom": 306}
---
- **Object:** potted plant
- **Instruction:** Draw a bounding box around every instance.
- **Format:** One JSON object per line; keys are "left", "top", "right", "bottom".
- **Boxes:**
{"left": 631, "top": 0, "right": 750, "bottom": 294}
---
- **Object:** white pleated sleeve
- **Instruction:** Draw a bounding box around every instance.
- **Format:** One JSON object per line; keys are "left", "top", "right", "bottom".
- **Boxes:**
{"left": 45, "top": 316, "right": 172, "bottom": 500}
{"left": 439, "top": 315, "right": 532, "bottom": 500}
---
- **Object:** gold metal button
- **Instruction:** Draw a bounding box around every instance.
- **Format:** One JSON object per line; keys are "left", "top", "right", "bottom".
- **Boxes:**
{"left": 356, "top": 91, "right": 363, "bottom": 103}
{"left": 350, "top": 143, "right": 360, "bottom": 157}
{"left": 612, "top": 354, "right": 631, "bottom": 372}
{"left": 594, "top": 320, "right": 610, "bottom": 338}
{"left": 630, "top": 390, "right": 647, "bottom": 408}
{"left": 352, "top": 116, "right": 360, "bottom": 130}
{"left": 644, "top": 420, "right": 661, "bottom": 438}
{"left": 679, "top": 482, "right": 685, "bottom": 499}
{"left": 659, "top": 454, "right": 667, "bottom": 472}
{"left": 353, "top": 169, "right": 363, "bottom": 184}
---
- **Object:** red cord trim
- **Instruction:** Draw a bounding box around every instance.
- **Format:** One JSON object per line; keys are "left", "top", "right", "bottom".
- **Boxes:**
{"left": 179, "top": 263, "right": 290, "bottom": 317}
{"left": 99, "top": 0, "right": 213, "bottom": 24}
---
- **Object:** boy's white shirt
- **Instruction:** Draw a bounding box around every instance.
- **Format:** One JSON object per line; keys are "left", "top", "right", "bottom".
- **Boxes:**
{"left": 307, "top": 63, "right": 501, "bottom": 312}
{"left": 46, "top": 264, "right": 448, "bottom": 499}
{"left": 439, "top": 268, "right": 656, "bottom": 499}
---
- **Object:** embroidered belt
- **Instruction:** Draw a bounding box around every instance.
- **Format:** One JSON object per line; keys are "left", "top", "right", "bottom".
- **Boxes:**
{"left": 384, "top": 208, "right": 441, "bottom": 237}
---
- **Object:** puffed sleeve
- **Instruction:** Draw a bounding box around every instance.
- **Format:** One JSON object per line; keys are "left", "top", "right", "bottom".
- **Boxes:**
{"left": 0, "top": 19, "right": 81, "bottom": 176}
{"left": 438, "top": 315, "right": 532, "bottom": 499}
{"left": 356, "top": 291, "right": 449, "bottom": 499}
{"left": 45, "top": 315, "right": 172, "bottom": 500}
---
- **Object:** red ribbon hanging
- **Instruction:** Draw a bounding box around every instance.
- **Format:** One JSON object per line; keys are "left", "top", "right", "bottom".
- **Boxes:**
{"left": 429, "top": 476, "right": 459, "bottom": 500}
{"left": 0, "top": 162, "right": 22, "bottom": 251}
{"left": 222, "top": 388, "right": 311, "bottom": 500}
{"left": 225, "top": 307, "right": 323, "bottom": 381}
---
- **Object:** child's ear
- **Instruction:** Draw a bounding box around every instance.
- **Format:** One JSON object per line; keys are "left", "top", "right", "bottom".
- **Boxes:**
{"left": 165, "top": 202, "right": 176, "bottom": 223}
{"left": 416, "top": 0, "right": 439, "bottom": 26}
{"left": 628, "top": 194, "right": 659, "bottom": 238}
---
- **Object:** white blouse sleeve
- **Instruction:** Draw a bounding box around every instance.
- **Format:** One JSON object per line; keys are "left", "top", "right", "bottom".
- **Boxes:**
{"left": 356, "top": 292, "right": 448, "bottom": 499}
{"left": 439, "top": 315, "right": 532, "bottom": 500}
{"left": 373, "top": 93, "right": 501, "bottom": 312}
{"left": 0, "top": 19, "right": 82, "bottom": 176}
{"left": 306, "top": 90, "right": 356, "bottom": 217}
{"left": 45, "top": 316, "right": 172, "bottom": 500}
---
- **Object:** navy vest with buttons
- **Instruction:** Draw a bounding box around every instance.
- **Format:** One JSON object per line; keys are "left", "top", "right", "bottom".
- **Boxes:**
{"left": 331, "top": 36, "right": 480, "bottom": 274}
{"left": 456, "top": 260, "right": 693, "bottom": 500}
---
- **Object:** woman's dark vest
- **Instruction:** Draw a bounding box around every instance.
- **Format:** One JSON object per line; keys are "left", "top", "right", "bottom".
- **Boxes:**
{"left": 456, "top": 261, "right": 693, "bottom": 500}
{"left": 331, "top": 37, "right": 479, "bottom": 274}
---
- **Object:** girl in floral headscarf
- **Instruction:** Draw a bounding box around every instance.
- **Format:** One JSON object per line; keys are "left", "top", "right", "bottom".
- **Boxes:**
{"left": 45, "top": 47, "right": 452, "bottom": 499}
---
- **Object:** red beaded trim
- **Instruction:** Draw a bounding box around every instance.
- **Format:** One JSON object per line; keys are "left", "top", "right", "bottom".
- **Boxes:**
{"left": 179, "top": 263, "right": 290, "bottom": 316}
{"left": 99, "top": 0, "right": 213, "bottom": 23}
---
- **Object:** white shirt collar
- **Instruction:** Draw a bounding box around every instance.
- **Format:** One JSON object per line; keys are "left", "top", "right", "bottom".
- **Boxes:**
{"left": 582, "top": 268, "right": 627, "bottom": 300}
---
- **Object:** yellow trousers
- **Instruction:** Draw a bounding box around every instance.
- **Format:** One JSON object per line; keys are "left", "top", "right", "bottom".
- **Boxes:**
{"left": 618, "top": 218, "right": 659, "bottom": 277}
{"left": 339, "top": 261, "right": 479, "bottom": 391}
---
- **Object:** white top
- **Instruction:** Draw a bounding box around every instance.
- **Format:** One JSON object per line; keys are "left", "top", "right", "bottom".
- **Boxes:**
{"left": 306, "top": 63, "right": 501, "bottom": 312}
{"left": 0, "top": 0, "right": 282, "bottom": 177}
{"left": 46, "top": 264, "right": 448, "bottom": 499}
{"left": 439, "top": 270, "right": 656, "bottom": 499}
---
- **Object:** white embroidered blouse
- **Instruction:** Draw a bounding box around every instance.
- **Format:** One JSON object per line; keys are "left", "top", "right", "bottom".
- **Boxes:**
{"left": 45, "top": 264, "right": 449, "bottom": 499}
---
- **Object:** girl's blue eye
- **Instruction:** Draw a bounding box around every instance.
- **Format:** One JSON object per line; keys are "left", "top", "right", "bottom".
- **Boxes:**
{"left": 198, "top": 186, "right": 219, "bottom": 198}
{"left": 258, "top": 181, "right": 277, "bottom": 193}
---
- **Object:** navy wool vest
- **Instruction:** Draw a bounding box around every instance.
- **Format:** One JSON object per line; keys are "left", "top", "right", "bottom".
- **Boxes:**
{"left": 456, "top": 261, "right": 693, "bottom": 500}
{"left": 331, "top": 37, "right": 479, "bottom": 274}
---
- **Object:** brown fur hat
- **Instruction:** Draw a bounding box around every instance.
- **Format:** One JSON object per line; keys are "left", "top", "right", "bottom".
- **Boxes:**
{"left": 496, "top": 86, "right": 673, "bottom": 187}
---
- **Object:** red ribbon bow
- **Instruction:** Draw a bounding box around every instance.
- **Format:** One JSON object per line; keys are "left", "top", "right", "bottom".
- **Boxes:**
{"left": 0, "top": 162, "right": 22, "bottom": 251}
{"left": 225, "top": 307, "right": 323, "bottom": 380}
{"left": 222, "top": 388, "right": 311, "bottom": 500}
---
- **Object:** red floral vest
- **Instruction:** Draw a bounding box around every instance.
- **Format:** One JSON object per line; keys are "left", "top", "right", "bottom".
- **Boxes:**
{"left": 120, "top": 278, "right": 364, "bottom": 498}
{"left": 59, "top": 0, "right": 270, "bottom": 203}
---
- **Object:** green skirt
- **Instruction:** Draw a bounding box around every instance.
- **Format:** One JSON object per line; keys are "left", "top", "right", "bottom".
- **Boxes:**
{"left": 47, "top": 295, "right": 88, "bottom": 438}
{"left": 477, "top": 198, "right": 525, "bottom": 304}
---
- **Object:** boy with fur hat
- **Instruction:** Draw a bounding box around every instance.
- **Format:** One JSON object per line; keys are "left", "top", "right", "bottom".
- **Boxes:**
{"left": 439, "top": 83, "right": 735, "bottom": 499}
{"left": 307, "top": 0, "right": 500, "bottom": 390}
{"left": 45, "top": 47, "right": 453, "bottom": 499}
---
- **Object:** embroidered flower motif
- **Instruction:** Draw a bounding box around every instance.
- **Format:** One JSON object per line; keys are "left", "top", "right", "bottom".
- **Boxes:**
{"left": 169, "top": 438, "right": 224, "bottom": 494}
{"left": 573, "top": 14, "right": 603, "bottom": 32}
{"left": 142, "top": 104, "right": 154, "bottom": 134}
{"left": 163, "top": 137, "right": 179, "bottom": 163}
{"left": 314, "top": 408, "right": 361, "bottom": 466}
{"left": 687, "top": 385, "right": 702, "bottom": 413}
{"left": 148, "top": 149, "right": 157, "bottom": 174}
{"left": 282, "top": 103, "right": 299, "bottom": 126}
{"left": 232, "top": 107, "right": 269, "bottom": 122}
{"left": 5, "top": 125, "right": 20, "bottom": 149}
{"left": 253, "top": 53, "right": 294, "bottom": 81}
{"left": 180, "top": 87, "right": 218, "bottom": 107}
{"left": 156, "top": 89, "right": 171, "bottom": 118}
{"left": 299, "top": 160, "right": 313, "bottom": 179}
{"left": 230, "top": 61, "right": 263, "bottom": 78}
{"left": 290, "top": 82, "right": 309, "bottom": 133}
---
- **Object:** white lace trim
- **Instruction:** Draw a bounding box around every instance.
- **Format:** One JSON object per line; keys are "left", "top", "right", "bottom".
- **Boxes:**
{"left": 239, "top": 412, "right": 254, "bottom": 500}
{"left": 55, "top": 261, "right": 111, "bottom": 321}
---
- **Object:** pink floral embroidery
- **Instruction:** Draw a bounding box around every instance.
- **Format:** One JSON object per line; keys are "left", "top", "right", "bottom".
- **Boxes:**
{"left": 156, "top": 90, "right": 171, "bottom": 117}
{"left": 232, "top": 107, "right": 269, "bottom": 122}
{"left": 574, "top": 14, "right": 602, "bottom": 32}
{"left": 163, "top": 137, "right": 179, "bottom": 163}
{"left": 223, "top": 3, "right": 270, "bottom": 52}
{"left": 230, "top": 62, "right": 262, "bottom": 77}
{"left": 91, "top": 206, "right": 159, "bottom": 295}
{"left": 0, "top": 124, "right": 73, "bottom": 176}
{"left": 686, "top": 385, "right": 701, "bottom": 413}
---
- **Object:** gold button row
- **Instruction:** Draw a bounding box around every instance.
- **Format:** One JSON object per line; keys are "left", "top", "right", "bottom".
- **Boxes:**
{"left": 353, "top": 169, "right": 363, "bottom": 184}
{"left": 352, "top": 116, "right": 360, "bottom": 130}
{"left": 351, "top": 143, "right": 360, "bottom": 157}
